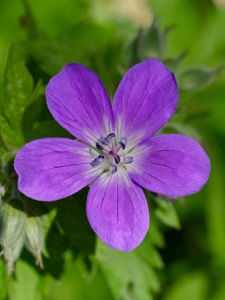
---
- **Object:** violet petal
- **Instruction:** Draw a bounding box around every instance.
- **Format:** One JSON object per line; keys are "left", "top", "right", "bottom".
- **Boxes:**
{"left": 113, "top": 58, "right": 178, "bottom": 141}
{"left": 14, "top": 138, "right": 99, "bottom": 201}
{"left": 129, "top": 134, "right": 210, "bottom": 197}
{"left": 86, "top": 171, "right": 149, "bottom": 251}
{"left": 46, "top": 64, "right": 114, "bottom": 145}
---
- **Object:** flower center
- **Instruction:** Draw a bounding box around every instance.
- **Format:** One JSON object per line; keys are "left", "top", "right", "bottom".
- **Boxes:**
{"left": 90, "top": 133, "right": 133, "bottom": 174}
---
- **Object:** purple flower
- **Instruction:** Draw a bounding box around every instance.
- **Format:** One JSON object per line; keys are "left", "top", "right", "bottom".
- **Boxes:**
{"left": 14, "top": 58, "right": 210, "bottom": 251}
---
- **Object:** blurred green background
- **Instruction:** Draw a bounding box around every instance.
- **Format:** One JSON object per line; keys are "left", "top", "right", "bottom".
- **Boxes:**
{"left": 0, "top": 0, "right": 225, "bottom": 299}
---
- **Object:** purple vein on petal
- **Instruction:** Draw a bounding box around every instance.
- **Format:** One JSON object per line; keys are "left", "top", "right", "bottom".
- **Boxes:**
{"left": 131, "top": 165, "right": 167, "bottom": 185}
{"left": 117, "top": 79, "right": 137, "bottom": 138}
{"left": 124, "top": 81, "right": 159, "bottom": 138}
{"left": 70, "top": 85, "right": 103, "bottom": 137}
{"left": 53, "top": 171, "right": 97, "bottom": 194}
{"left": 99, "top": 175, "right": 112, "bottom": 214}
{"left": 48, "top": 168, "right": 99, "bottom": 191}
{"left": 58, "top": 101, "right": 99, "bottom": 143}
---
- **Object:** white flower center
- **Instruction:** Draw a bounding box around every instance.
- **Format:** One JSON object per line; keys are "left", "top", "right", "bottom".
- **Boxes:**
{"left": 90, "top": 133, "right": 133, "bottom": 174}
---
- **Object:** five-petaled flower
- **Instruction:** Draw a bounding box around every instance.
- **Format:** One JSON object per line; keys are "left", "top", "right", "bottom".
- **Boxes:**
{"left": 14, "top": 58, "right": 210, "bottom": 251}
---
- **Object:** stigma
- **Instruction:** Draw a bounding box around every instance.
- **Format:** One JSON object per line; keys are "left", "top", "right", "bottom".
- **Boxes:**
{"left": 90, "top": 133, "right": 133, "bottom": 174}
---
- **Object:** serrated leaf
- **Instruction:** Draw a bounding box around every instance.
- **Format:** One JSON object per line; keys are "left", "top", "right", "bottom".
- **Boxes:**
{"left": 147, "top": 219, "right": 165, "bottom": 248}
{"left": 177, "top": 66, "right": 222, "bottom": 93}
{"left": 7, "top": 259, "right": 43, "bottom": 300}
{"left": 0, "top": 45, "right": 43, "bottom": 148}
{"left": 136, "top": 231, "right": 164, "bottom": 269}
{"left": 155, "top": 201, "right": 181, "bottom": 229}
{"left": 163, "top": 51, "right": 187, "bottom": 71}
{"left": 26, "top": 39, "right": 78, "bottom": 76}
{"left": 127, "top": 19, "right": 170, "bottom": 67}
{"left": 163, "top": 122, "right": 202, "bottom": 143}
{"left": 96, "top": 239, "right": 160, "bottom": 300}
{"left": 44, "top": 251, "right": 113, "bottom": 300}
{"left": 56, "top": 191, "right": 96, "bottom": 254}
{"left": 21, "top": 0, "right": 38, "bottom": 39}
{"left": 41, "top": 207, "right": 57, "bottom": 257}
{"left": 0, "top": 45, "right": 33, "bottom": 147}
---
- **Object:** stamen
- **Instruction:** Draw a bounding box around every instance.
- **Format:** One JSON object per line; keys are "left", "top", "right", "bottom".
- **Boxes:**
{"left": 111, "top": 164, "right": 117, "bottom": 174}
{"left": 96, "top": 142, "right": 104, "bottom": 150}
{"left": 90, "top": 155, "right": 105, "bottom": 166}
{"left": 119, "top": 137, "right": 127, "bottom": 150}
{"left": 99, "top": 136, "right": 110, "bottom": 146}
{"left": 114, "top": 155, "right": 120, "bottom": 164}
{"left": 123, "top": 156, "right": 133, "bottom": 164}
{"left": 106, "top": 133, "right": 116, "bottom": 141}
{"left": 92, "top": 133, "right": 133, "bottom": 172}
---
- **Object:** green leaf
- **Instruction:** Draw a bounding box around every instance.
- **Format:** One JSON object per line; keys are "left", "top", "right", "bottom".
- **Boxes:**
{"left": 0, "top": 44, "right": 43, "bottom": 148}
{"left": 155, "top": 200, "right": 181, "bottom": 229}
{"left": 0, "top": 257, "right": 7, "bottom": 299}
{"left": 41, "top": 207, "right": 57, "bottom": 257}
{"left": 136, "top": 231, "right": 164, "bottom": 269}
{"left": 163, "top": 272, "right": 208, "bottom": 300}
{"left": 177, "top": 66, "right": 222, "bottom": 93}
{"left": 7, "top": 260, "right": 43, "bottom": 300}
{"left": 21, "top": 0, "right": 38, "bottom": 39}
{"left": 44, "top": 251, "right": 113, "bottom": 300}
{"left": 127, "top": 19, "right": 171, "bottom": 67}
{"left": 163, "top": 122, "right": 202, "bottom": 143}
{"left": 163, "top": 51, "right": 187, "bottom": 72}
{"left": 26, "top": 39, "right": 79, "bottom": 76}
{"left": 55, "top": 191, "right": 96, "bottom": 254}
{"left": 95, "top": 239, "right": 161, "bottom": 300}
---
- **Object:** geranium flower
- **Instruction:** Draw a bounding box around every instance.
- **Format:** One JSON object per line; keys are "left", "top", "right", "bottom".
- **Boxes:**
{"left": 14, "top": 58, "right": 210, "bottom": 251}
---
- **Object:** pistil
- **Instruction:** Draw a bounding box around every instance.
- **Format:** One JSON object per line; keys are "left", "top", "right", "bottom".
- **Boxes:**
{"left": 90, "top": 133, "right": 133, "bottom": 174}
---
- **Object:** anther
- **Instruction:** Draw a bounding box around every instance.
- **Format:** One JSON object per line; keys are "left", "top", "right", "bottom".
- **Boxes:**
{"left": 90, "top": 155, "right": 105, "bottom": 166}
{"left": 114, "top": 155, "right": 120, "bottom": 164}
{"left": 99, "top": 136, "right": 110, "bottom": 146}
{"left": 96, "top": 142, "right": 104, "bottom": 150}
{"left": 123, "top": 156, "right": 133, "bottom": 164}
{"left": 111, "top": 164, "right": 117, "bottom": 174}
{"left": 106, "top": 133, "right": 116, "bottom": 141}
{"left": 119, "top": 137, "right": 127, "bottom": 150}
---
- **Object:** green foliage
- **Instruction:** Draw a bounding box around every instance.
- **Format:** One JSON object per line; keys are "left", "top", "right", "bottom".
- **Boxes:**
{"left": 7, "top": 260, "right": 43, "bottom": 300}
{"left": 96, "top": 239, "right": 160, "bottom": 300}
{"left": 162, "top": 272, "right": 208, "bottom": 300}
{"left": 0, "top": 44, "right": 44, "bottom": 148}
{"left": 55, "top": 194, "right": 96, "bottom": 255}
{"left": 154, "top": 199, "right": 181, "bottom": 230}
{"left": 177, "top": 66, "right": 223, "bottom": 93}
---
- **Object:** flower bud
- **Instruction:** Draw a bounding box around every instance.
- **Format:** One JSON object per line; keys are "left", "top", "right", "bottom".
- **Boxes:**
{"left": 25, "top": 215, "right": 44, "bottom": 269}
{"left": 0, "top": 198, "right": 26, "bottom": 275}
{"left": 0, "top": 182, "right": 6, "bottom": 209}
{"left": 177, "top": 66, "right": 222, "bottom": 93}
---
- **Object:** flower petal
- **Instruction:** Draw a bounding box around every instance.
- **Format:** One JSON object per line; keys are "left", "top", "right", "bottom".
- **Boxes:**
{"left": 113, "top": 58, "right": 178, "bottom": 143}
{"left": 46, "top": 64, "right": 114, "bottom": 145}
{"left": 14, "top": 138, "right": 99, "bottom": 201}
{"left": 129, "top": 134, "right": 210, "bottom": 197}
{"left": 86, "top": 170, "right": 149, "bottom": 251}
